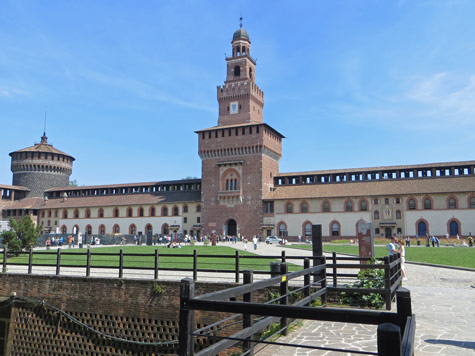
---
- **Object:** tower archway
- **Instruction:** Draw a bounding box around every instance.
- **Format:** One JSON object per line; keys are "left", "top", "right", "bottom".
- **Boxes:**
{"left": 227, "top": 219, "right": 237, "bottom": 236}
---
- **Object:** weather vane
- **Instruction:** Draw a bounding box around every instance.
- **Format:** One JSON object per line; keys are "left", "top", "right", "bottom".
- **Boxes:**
{"left": 240, "top": 16, "right": 243, "bottom": 28}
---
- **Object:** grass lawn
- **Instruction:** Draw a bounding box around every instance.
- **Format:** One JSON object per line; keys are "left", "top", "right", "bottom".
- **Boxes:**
{"left": 2, "top": 245, "right": 292, "bottom": 272}
{"left": 289, "top": 244, "right": 475, "bottom": 269}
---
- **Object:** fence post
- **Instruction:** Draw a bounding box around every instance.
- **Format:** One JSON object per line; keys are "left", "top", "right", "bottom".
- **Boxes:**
{"left": 304, "top": 258, "right": 310, "bottom": 306}
{"left": 2, "top": 247, "right": 7, "bottom": 273}
{"left": 281, "top": 250, "right": 286, "bottom": 263}
{"left": 377, "top": 323, "right": 401, "bottom": 356}
{"left": 86, "top": 248, "right": 91, "bottom": 277}
{"left": 119, "top": 249, "right": 124, "bottom": 278}
{"left": 332, "top": 252, "right": 337, "bottom": 287}
{"left": 319, "top": 256, "right": 327, "bottom": 305}
{"left": 243, "top": 269, "right": 254, "bottom": 355}
{"left": 396, "top": 288, "right": 412, "bottom": 335}
{"left": 193, "top": 249, "right": 198, "bottom": 281}
{"left": 154, "top": 249, "right": 159, "bottom": 280}
{"left": 179, "top": 278, "right": 195, "bottom": 356}
{"left": 280, "top": 262, "right": 288, "bottom": 336}
{"left": 235, "top": 250, "right": 240, "bottom": 283}
{"left": 384, "top": 256, "right": 391, "bottom": 310}
{"left": 56, "top": 248, "right": 61, "bottom": 276}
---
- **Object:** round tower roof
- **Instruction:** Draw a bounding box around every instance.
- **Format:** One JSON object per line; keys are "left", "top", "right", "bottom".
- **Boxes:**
{"left": 9, "top": 134, "right": 75, "bottom": 160}
{"left": 233, "top": 27, "right": 250, "bottom": 41}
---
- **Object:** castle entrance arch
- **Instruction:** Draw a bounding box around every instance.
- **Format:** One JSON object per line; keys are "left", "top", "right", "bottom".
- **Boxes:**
{"left": 385, "top": 227, "right": 392, "bottom": 238}
{"left": 227, "top": 219, "right": 237, "bottom": 237}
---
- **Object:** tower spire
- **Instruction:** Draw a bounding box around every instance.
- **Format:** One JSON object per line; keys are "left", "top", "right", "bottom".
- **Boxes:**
{"left": 41, "top": 111, "right": 48, "bottom": 144}
{"left": 240, "top": 16, "right": 243, "bottom": 28}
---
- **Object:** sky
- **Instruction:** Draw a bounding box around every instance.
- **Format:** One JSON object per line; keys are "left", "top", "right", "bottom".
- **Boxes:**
{"left": 1, "top": 0, "right": 474, "bottom": 186}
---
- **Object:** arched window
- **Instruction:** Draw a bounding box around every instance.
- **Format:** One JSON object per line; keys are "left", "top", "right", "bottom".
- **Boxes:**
{"left": 129, "top": 224, "right": 136, "bottom": 235}
{"left": 301, "top": 202, "right": 308, "bottom": 213}
{"left": 345, "top": 200, "right": 353, "bottom": 212}
{"left": 173, "top": 206, "right": 179, "bottom": 216}
{"left": 417, "top": 221, "right": 427, "bottom": 236}
{"left": 374, "top": 210, "right": 380, "bottom": 220}
{"left": 73, "top": 225, "right": 80, "bottom": 234}
{"left": 448, "top": 197, "right": 457, "bottom": 209}
{"left": 62, "top": 210, "right": 68, "bottom": 219}
{"left": 278, "top": 222, "right": 287, "bottom": 237}
{"left": 85, "top": 209, "right": 91, "bottom": 218}
{"left": 127, "top": 208, "right": 133, "bottom": 217}
{"left": 138, "top": 207, "right": 144, "bottom": 217}
{"left": 360, "top": 199, "right": 368, "bottom": 211}
{"left": 98, "top": 208, "right": 104, "bottom": 218}
{"left": 424, "top": 198, "right": 432, "bottom": 210}
{"left": 183, "top": 205, "right": 188, "bottom": 213}
{"left": 99, "top": 224, "right": 105, "bottom": 235}
{"left": 113, "top": 224, "right": 120, "bottom": 234}
{"left": 286, "top": 203, "right": 293, "bottom": 213}
{"left": 61, "top": 225, "right": 67, "bottom": 234}
{"left": 86, "top": 225, "right": 92, "bottom": 235}
{"left": 162, "top": 206, "right": 168, "bottom": 216}
{"left": 408, "top": 199, "right": 416, "bottom": 210}
{"left": 162, "top": 224, "right": 169, "bottom": 235}
{"left": 196, "top": 205, "right": 201, "bottom": 213}
{"left": 222, "top": 169, "right": 240, "bottom": 191}
{"left": 74, "top": 209, "right": 79, "bottom": 219}
{"left": 322, "top": 201, "right": 330, "bottom": 212}
{"left": 113, "top": 208, "right": 120, "bottom": 218}
{"left": 396, "top": 210, "right": 401, "bottom": 219}
{"left": 304, "top": 223, "right": 312, "bottom": 237}
{"left": 150, "top": 207, "right": 156, "bottom": 217}
{"left": 331, "top": 222, "right": 340, "bottom": 236}
{"left": 145, "top": 224, "right": 153, "bottom": 234}
{"left": 449, "top": 220, "right": 459, "bottom": 236}
{"left": 470, "top": 197, "right": 475, "bottom": 208}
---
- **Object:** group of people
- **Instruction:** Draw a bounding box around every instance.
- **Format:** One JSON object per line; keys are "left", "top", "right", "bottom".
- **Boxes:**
{"left": 387, "top": 237, "right": 407, "bottom": 281}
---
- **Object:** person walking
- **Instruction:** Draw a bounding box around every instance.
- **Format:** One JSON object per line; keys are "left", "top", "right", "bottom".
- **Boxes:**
{"left": 398, "top": 238, "right": 407, "bottom": 280}
{"left": 387, "top": 237, "right": 399, "bottom": 256}
{"left": 252, "top": 235, "right": 258, "bottom": 250}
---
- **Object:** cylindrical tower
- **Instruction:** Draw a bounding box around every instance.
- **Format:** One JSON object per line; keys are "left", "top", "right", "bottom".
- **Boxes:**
{"left": 9, "top": 133, "right": 75, "bottom": 198}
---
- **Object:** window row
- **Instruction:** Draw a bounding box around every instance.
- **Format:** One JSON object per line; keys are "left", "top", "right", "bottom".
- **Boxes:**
{"left": 284, "top": 199, "right": 369, "bottom": 214}
{"left": 201, "top": 125, "right": 260, "bottom": 140}
{"left": 57, "top": 204, "right": 201, "bottom": 219}
{"left": 407, "top": 196, "right": 475, "bottom": 210}
{"left": 61, "top": 223, "right": 183, "bottom": 236}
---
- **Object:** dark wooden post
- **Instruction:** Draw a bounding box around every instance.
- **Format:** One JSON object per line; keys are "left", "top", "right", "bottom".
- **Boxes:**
{"left": 396, "top": 288, "right": 412, "bottom": 334}
{"left": 56, "top": 248, "right": 61, "bottom": 276}
{"left": 384, "top": 256, "right": 391, "bottom": 310}
{"left": 86, "top": 248, "right": 91, "bottom": 277}
{"left": 235, "top": 250, "right": 240, "bottom": 283}
{"left": 280, "top": 262, "right": 289, "bottom": 336}
{"left": 304, "top": 258, "right": 310, "bottom": 306}
{"left": 28, "top": 249, "right": 33, "bottom": 274}
{"left": 2, "top": 247, "right": 7, "bottom": 273}
{"left": 377, "top": 323, "right": 401, "bottom": 356}
{"left": 281, "top": 250, "right": 286, "bottom": 263}
{"left": 179, "top": 278, "right": 195, "bottom": 356}
{"left": 119, "top": 249, "right": 124, "bottom": 278}
{"left": 332, "top": 252, "right": 337, "bottom": 287}
{"left": 154, "top": 249, "right": 159, "bottom": 280}
{"left": 243, "top": 269, "right": 254, "bottom": 355}
{"left": 319, "top": 256, "right": 327, "bottom": 304}
{"left": 193, "top": 249, "right": 198, "bottom": 281}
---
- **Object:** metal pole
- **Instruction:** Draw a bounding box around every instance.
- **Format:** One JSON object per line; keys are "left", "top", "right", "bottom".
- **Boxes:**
{"left": 179, "top": 278, "right": 195, "bottom": 356}
{"left": 193, "top": 249, "right": 198, "bottom": 281}
{"left": 55, "top": 248, "right": 61, "bottom": 276}
{"left": 28, "top": 249, "right": 33, "bottom": 274}
{"left": 243, "top": 269, "right": 254, "bottom": 355}
{"left": 280, "top": 262, "right": 288, "bottom": 336}
{"left": 235, "top": 250, "right": 240, "bottom": 283}
{"left": 154, "top": 249, "right": 159, "bottom": 280}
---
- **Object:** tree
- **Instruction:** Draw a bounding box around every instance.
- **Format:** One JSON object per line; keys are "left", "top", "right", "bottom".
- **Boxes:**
{"left": 68, "top": 179, "right": 79, "bottom": 187}
{"left": 0, "top": 216, "right": 42, "bottom": 252}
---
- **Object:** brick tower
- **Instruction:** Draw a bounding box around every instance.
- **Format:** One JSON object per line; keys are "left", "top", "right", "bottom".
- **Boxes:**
{"left": 197, "top": 20, "right": 284, "bottom": 238}
{"left": 10, "top": 133, "right": 75, "bottom": 198}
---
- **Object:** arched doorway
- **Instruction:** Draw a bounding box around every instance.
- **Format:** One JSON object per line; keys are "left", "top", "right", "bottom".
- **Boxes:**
{"left": 227, "top": 219, "right": 237, "bottom": 236}
{"left": 385, "top": 227, "right": 392, "bottom": 238}
{"left": 417, "top": 221, "right": 427, "bottom": 236}
{"left": 449, "top": 220, "right": 459, "bottom": 236}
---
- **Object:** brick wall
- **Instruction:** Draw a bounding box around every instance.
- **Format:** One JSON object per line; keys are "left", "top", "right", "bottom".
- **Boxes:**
{"left": 0, "top": 274, "right": 244, "bottom": 355}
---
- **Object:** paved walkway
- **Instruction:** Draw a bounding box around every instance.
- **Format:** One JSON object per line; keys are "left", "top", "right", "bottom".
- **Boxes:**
{"left": 230, "top": 242, "right": 475, "bottom": 356}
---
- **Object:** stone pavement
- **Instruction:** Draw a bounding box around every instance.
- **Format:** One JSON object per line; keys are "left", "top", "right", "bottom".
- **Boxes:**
{"left": 229, "top": 242, "right": 475, "bottom": 356}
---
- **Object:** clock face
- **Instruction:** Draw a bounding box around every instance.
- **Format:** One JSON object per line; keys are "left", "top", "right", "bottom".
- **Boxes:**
{"left": 230, "top": 101, "right": 239, "bottom": 115}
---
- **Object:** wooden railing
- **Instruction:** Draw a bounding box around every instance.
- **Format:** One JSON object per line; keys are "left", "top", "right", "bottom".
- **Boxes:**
{"left": 178, "top": 261, "right": 413, "bottom": 356}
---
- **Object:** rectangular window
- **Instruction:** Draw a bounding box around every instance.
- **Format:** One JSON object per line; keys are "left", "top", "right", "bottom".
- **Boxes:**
{"left": 242, "top": 127, "right": 245, "bottom": 135}
{"left": 385, "top": 198, "right": 389, "bottom": 204}
{"left": 197, "top": 217, "right": 201, "bottom": 223}
{"left": 202, "top": 132, "right": 205, "bottom": 139}
{"left": 374, "top": 199, "right": 379, "bottom": 205}
{"left": 256, "top": 125, "right": 259, "bottom": 133}
{"left": 235, "top": 128, "right": 238, "bottom": 136}
{"left": 264, "top": 202, "right": 274, "bottom": 213}
{"left": 184, "top": 217, "right": 187, "bottom": 223}
{"left": 208, "top": 131, "right": 211, "bottom": 139}
{"left": 375, "top": 228, "right": 380, "bottom": 234}
{"left": 249, "top": 126, "right": 253, "bottom": 134}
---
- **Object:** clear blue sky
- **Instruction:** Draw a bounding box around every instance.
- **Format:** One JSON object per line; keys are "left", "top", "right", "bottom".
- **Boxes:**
{"left": 1, "top": 0, "right": 474, "bottom": 186}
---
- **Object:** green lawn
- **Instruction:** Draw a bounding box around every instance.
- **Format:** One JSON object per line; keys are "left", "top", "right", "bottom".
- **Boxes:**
{"left": 2, "top": 246, "right": 291, "bottom": 272}
{"left": 289, "top": 244, "right": 475, "bottom": 269}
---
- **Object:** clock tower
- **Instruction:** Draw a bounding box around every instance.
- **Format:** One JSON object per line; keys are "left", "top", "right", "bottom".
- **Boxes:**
{"left": 217, "top": 20, "right": 264, "bottom": 126}
{"left": 197, "top": 20, "right": 283, "bottom": 239}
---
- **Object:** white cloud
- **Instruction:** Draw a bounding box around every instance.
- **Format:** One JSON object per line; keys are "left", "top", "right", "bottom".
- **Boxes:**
{"left": 0, "top": 88, "right": 27, "bottom": 98}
